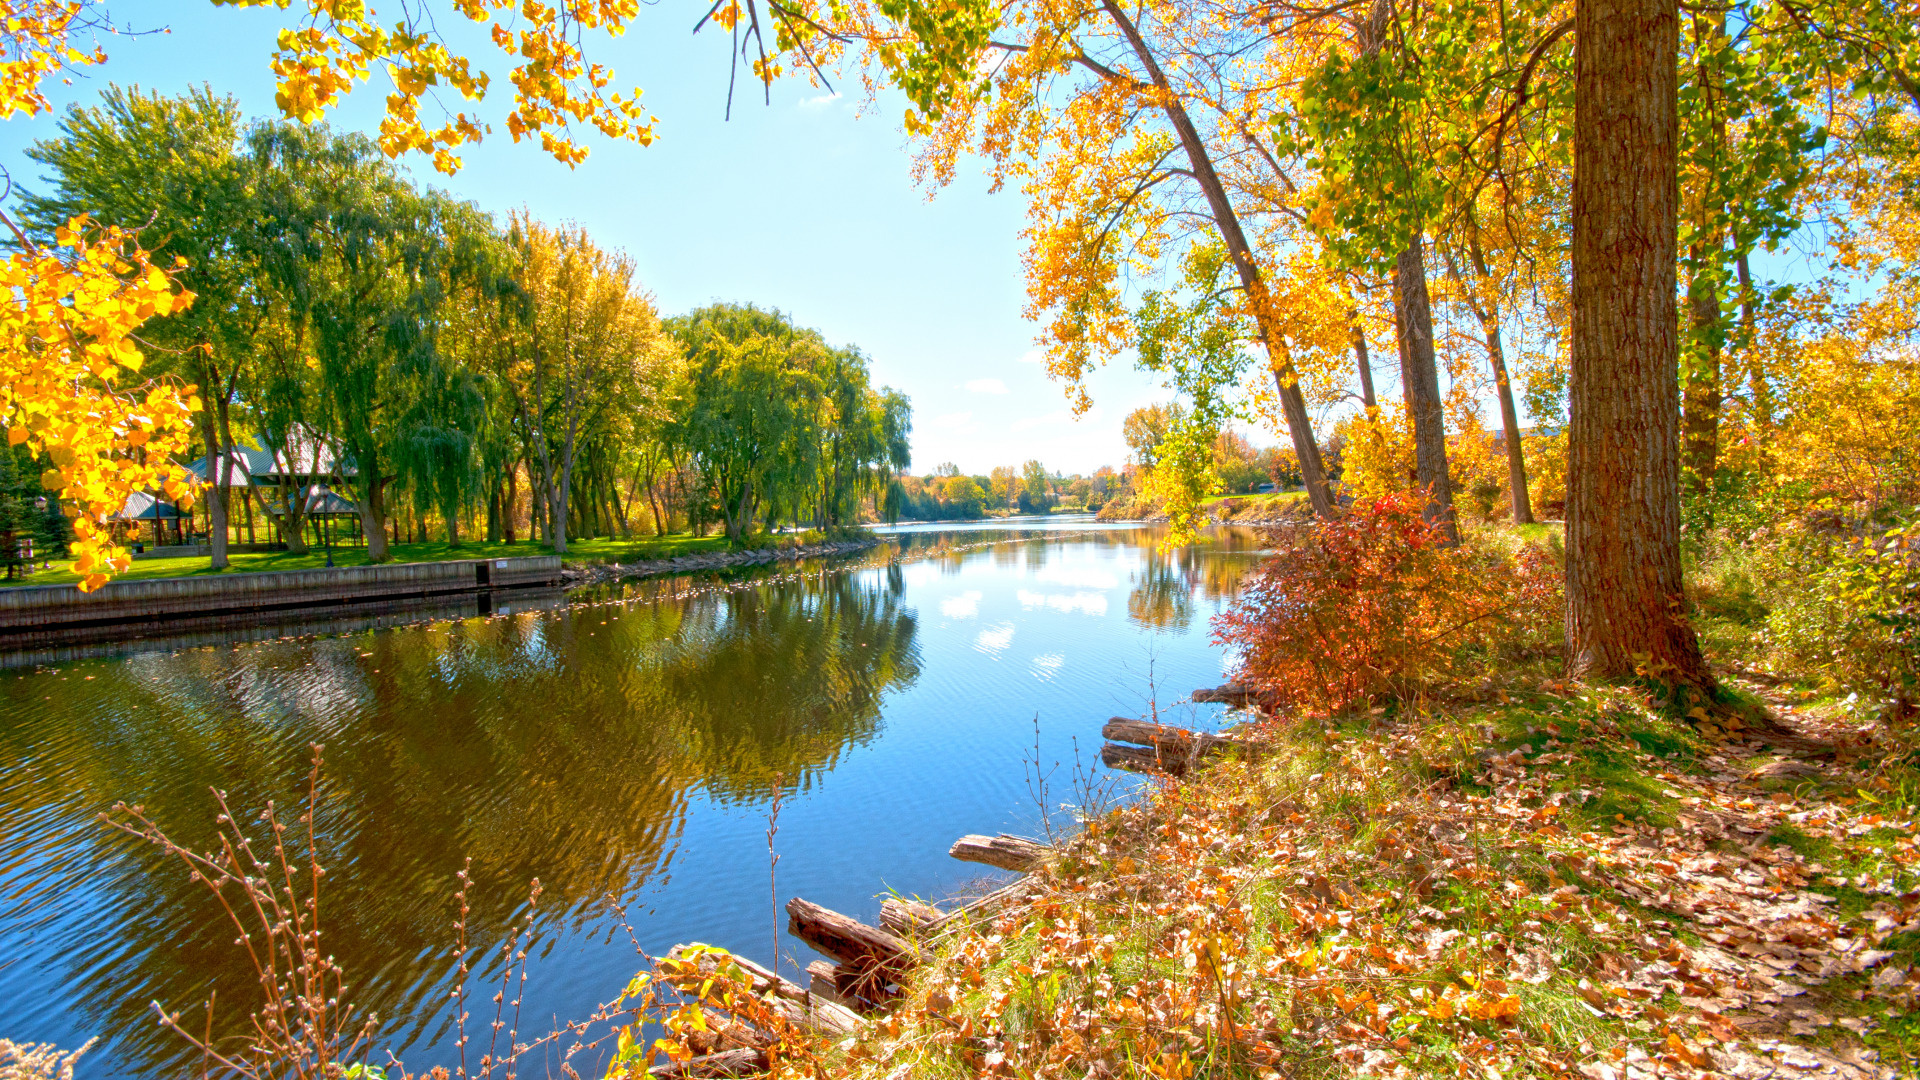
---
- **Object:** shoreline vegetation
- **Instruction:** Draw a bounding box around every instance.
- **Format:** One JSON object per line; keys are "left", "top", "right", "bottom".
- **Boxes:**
{"left": 617, "top": 503, "right": 1917, "bottom": 1080}
{"left": 47, "top": 501, "right": 1912, "bottom": 1080}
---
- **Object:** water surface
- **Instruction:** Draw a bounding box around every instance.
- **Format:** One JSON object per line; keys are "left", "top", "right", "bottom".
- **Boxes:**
{"left": 0, "top": 520, "right": 1268, "bottom": 1077}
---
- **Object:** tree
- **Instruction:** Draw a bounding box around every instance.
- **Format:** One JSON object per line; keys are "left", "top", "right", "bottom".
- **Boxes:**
{"left": 1123, "top": 404, "right": 1184, "bottom": 470}
{"left": 1019, "top": 459, "right": 1050, "bottom": 512}
{"left": 1565, "top": 0, "right": 1712, "bottom": 685}
{"left": 22, "top": 84, "right": 260, "bottom": 570}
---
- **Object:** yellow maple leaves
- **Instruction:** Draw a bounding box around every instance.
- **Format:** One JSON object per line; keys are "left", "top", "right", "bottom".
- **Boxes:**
{"left": 0, "top": 211, "right": 199, "bottom": 591}
{"left": 212, "top": 0, "right": 659, "bottom": 174}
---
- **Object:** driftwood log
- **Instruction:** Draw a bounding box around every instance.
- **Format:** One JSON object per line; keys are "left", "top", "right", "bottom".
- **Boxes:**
{"left": 878, "top": 897, "right": 946, "bottom": 937}
{"left": 947, "top": 833, "right": 1050, "bottom": 872}
{"left": 786, "top": 898, "right": 917, "bottom": 977}
{"left": 647, "top": 1047, "right": 766, "bottom": 1078}
{"left": 1100, "top": 718, "right": 1259, "bottom": 776}
{"left": 664, "top": 944, "right": 862, "bottom": 1035}
{"left": 805, "top": 958, "right": 900, "bottom": 1012}
{"left": 1189, "top": 682, "right": 1266, "bottom": 708}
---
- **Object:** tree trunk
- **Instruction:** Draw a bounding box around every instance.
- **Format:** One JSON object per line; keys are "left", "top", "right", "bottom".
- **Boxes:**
{"left": 1393, "top": 240, "right": 1458, "bottom": 542}
{"left": 1349, "top": 311, "right": 1378, "bottom": 410}
{"left": 1444, "top": 239, "right": 1536, "bottom": 524}
{"left": 198, "top": 403, "right": 230, "bottom": 570}
{"left": 1485, "top": 319, "right": 1536, "bottom": 525}
{"left": 506, "top": 465, "right": 520, "bottom": 543}
{"left": 1567, "top": 0, "right": 1712, "bottom": 687}
{"left": 359, "top": 477, "right": 391, "bottom": 562}
{"left": 1100, "top": 0, "right": 1334, "bottom": 519}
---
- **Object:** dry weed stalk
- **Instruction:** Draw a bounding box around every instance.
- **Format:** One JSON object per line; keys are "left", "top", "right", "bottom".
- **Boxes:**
{"left": 103, "top": 745, "right": 374, "bottom": 1080}
{"left": 99, "top": 744, "right": 642, "bottom": 1080}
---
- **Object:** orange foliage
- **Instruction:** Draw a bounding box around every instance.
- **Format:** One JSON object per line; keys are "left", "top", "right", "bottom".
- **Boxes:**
{"left": 1212, "top": 493, "right": 1560, "bottom": 715}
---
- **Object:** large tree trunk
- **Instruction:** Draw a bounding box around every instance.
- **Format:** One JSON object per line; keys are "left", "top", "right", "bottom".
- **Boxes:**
{"left": 1567, "top": 0, "right": 1712, "bottom": 686}
{"left": 1393, "top": 241, "right": 1458, "bottom": 542}
{"left": 359, "top": 476, "right": 391, "bottom": 562}
{"left": 1100, "top": 0, "right": 1334, "bottom": 520}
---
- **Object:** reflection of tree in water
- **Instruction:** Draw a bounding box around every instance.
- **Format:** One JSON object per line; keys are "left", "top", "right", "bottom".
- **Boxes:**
{"left": 1127, "top": 530, "right": 1267, "bottom": 631}
{"left": 0, "top": 568, "right": 919, "bottom": 1077}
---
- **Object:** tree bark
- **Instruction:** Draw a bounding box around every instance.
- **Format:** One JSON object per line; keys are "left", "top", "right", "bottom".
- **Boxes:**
{"left": 1349, "top": 311, "right": 1378, "bottom": 410}
{"left": 358, "top": 476, "right": 391, "bottom": 562}
{"left": 1567, "top": 0, "right": 1712, "bottom": 687}
{"left": 785, "top": 898, "right": 916, "bottom": 976}
{"left": 1393, "top": 240, "right": 1458, "bottom": 542}
{"left": 1099, "top": 0, "right": 1335, "bottom": 519}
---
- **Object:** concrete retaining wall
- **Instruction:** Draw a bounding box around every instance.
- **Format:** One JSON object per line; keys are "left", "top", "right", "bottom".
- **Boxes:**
{"left": 0, "top": 556, "right": 563, "bottom": 647}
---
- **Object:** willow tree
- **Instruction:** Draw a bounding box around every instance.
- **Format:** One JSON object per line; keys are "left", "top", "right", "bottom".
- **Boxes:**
{"left": 22, "top": 85, "right": 261, "bottom": 567}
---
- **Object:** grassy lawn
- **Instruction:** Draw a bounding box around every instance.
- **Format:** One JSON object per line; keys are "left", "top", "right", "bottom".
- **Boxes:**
{"left": 1, "top": 532, "right": 735, "bottom": 588}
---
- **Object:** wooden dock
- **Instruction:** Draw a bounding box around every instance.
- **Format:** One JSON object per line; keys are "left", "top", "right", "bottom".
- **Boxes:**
{"left": 0, "top": 556, "right": 564, "bottom": 648}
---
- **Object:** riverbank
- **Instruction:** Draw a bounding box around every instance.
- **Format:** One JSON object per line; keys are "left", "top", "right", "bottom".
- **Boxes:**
{"left": 1, "top": 534, "right": 735, "bottom": 588}
{"left": 721, "top": 678, "right": 1915, "bottom": 1080}
{"left": 560, "top": 535, "right": 886, "bottom": 587}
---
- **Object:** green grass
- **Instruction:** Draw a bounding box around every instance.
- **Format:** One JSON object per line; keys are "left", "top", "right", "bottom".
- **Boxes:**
{"left": 1, "top": 532, "right": 735, "bottom": 588}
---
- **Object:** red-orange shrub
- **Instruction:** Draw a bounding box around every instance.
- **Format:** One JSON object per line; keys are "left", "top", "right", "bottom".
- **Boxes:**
{"left": 1212, "top": 493, "right": 1560, "bottom": 716}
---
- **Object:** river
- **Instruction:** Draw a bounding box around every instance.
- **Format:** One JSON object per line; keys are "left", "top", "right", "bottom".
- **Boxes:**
{"left": 0, "top": 519, "right": 1269, "bottom": 1078}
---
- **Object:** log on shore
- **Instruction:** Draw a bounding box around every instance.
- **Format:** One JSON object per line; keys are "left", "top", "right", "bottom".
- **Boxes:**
{"left": 664, "top": 944, "right": 862, "bottom": 1035}
{"left": 806, "top": 959, "right": 900, "bottom": 1013}
{"left": 786, "top": 898, "right": 917, "bottom": 976}
{"left": 1190, "top": 682, "right": 1266, "bottom": 708}
{"left": 948, "top": 833, "right": 1050, "bottom": 872}
{"left": 878, "top": 897, "right": 946, "bottom": 937}
{"left": 648, "top": 1048, "right": 766, "bottom": 1078}
{"left": 1102, "top": 741, "right": 1190, "bottom": 776}
{"left": 1101, "top": 718, "right": 1256, "bottom": 758}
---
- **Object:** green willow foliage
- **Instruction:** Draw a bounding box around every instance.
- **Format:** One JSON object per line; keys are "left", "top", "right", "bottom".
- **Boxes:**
{"left": 17, "top": 87, "right": 912, "bottom": 555}
{"left": 666, "top": 304, "right": 911, "bottom": 544}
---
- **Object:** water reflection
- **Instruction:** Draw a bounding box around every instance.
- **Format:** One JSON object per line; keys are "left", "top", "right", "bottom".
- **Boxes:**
{"left": 0, "top": 569, "right": 919, "bottom": 1075}
{"left": 0, "top": 521, "right": 1268, "bottom": 1079}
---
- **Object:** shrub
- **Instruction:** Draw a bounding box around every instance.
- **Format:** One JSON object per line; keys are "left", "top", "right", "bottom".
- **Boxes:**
{"left": 1760, "top": 517, "right": 1920, "bottom": 723}
{"left": 1212, "top": 493, "right": 1561, "bottom": 716}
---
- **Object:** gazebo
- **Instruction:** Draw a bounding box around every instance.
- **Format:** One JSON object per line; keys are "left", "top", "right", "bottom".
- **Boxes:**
{"left": 114, "top": 491, "right": 192, "bottom": 550}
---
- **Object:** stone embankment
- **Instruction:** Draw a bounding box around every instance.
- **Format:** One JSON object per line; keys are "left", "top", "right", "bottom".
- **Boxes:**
{"left": 561, "top": 537, "right": 884, "bottom": 587}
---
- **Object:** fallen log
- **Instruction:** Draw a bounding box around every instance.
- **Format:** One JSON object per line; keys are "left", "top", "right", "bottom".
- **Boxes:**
{"left": 664, "top": 944, "right": 861, "bottom": 1035}
{"left": 924, "top": 878, "right": 1036, "bottom": 935}
{"left": 648, "top": 1048, "right": 766, "bottom": 1078}
{"left": 1101, "top": 718, "right": 1256, "bottom": 758}
{"left": 806, "top": 958, "right": 900, "bottom": 1012}
{"left": 878, "top": 897, "right": 946, "bottom": 937}
{"left": 1190, "top": 682, "right": 1267, "bottom": 708}
{"left": 948, "top": 833, "right": 1050, "bottom": 872}
{"left": 786, "top": 898, "right": 917, "bottom": 977}
{"left": 1102, "top": 742, "right": 1184, "bottom": 776}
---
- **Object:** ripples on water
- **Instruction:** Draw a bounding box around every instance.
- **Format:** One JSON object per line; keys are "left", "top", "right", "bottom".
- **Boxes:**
{"left": 0, "top": 520, "right": 1272, "bottom": 1078}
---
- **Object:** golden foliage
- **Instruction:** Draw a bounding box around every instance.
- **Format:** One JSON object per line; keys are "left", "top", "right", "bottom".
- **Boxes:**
{"left": 0, "top": 213, "right": 199, "bottom": 590}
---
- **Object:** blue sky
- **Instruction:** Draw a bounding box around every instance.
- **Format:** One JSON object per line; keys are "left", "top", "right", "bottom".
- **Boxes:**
{"left": 0, "top": 1, "right": 1181, "bottom": 475}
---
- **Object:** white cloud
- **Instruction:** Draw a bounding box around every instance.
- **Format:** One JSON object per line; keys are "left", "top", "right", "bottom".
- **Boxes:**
{"left": 940, "top": 590, "right": 983, "bottom": 619}
{"left": 974, "top": 622, "right": 1015, "bottom": 657}
{"left": 1030, "top": 653, "right": 1065, "bottom": 681}
{"left": 965, "top": 377, "right": 1008, "bottom": 394}
{"left": 932, "top": 410, "right": 976, "bottom": 431}
{"left": 1016, "top": 589, "right": 1110, "bottom": 616}
{"left": 798, "top": 92, "right": 843, "bottom": 110}
{"left": 1017, "top": 348, "right": 1045, "bottom": 364}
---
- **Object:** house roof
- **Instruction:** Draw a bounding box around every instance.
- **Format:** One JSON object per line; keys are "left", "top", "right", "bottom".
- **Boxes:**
{"left": 115, "top": 491, "right": 188, "bottom": 520}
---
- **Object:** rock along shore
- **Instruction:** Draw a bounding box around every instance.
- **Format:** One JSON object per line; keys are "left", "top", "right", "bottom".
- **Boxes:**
{"left": 560, "top": 536, "right": 884, "bottom": 588}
